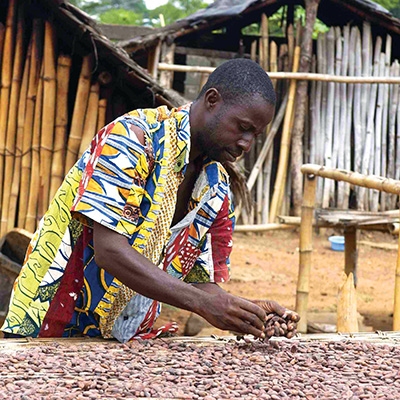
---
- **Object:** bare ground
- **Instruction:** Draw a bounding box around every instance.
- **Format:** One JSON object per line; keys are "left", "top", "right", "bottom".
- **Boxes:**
{"left": 157, "top": 228, "right": 398, "bottom": 335}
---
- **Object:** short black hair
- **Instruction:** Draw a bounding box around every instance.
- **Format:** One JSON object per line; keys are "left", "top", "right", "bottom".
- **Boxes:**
{"left": 196, "top": 58, "right": 276, "bottom": 106}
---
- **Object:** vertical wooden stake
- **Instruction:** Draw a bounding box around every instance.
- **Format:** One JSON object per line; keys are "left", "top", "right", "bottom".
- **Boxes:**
{"left": 296, "top": 172, "right": 317, "bottom": 333}
{"left": 1, "top": 6, "right": 24, "bottom": 235}
{"left": 0, "top": 0, "right": 17, "bottom": 210}
{"left": 49, "top": 54, "right": 72, "bottom": 201}
{"left": 40, "top": 20, "right": 57, "bottom": 217}
{"left": 159, "top": 42, "right": 175, "bottom": 88}
{"left": 269, "top": 46, "right": 300, "bottom": 222}
{"left": 344, "top": 226, "right": 358, "bottom": 286}
{"left": 337, "top": 272, "right": 359, "bottom": 333}
{"left": 64, "top": 54, "right": 92, "bottom": 174}
{"left": 97, "top": 98, "right": 107, "bottom": 132}
{"left": 147, "top": 40, "right": 161, "bottom": 79}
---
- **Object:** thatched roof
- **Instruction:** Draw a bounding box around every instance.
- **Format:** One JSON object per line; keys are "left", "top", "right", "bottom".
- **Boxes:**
{"left": 39, "top": 0, "right": 186, "bottom": 107}
{"left": 119, "top": 0, "right": 400, "bottom": 54}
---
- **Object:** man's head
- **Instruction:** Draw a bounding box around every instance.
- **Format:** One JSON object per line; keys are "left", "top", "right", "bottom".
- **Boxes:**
{"left": 196, "top": 58, "right": 276, "bottom": 107}
{"left": 190, "top": 58, "right": 276, "bottom": 163}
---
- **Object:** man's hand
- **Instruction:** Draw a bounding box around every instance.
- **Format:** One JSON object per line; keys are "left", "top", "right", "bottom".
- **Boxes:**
{"left": 252, "top": 299, "right": 300, "bottom": 323}
{"left": 251, "top": 299, "right": 300, "bottom": 339}
{"left": 194, "top": 290, "right": 267, "bottom": 339}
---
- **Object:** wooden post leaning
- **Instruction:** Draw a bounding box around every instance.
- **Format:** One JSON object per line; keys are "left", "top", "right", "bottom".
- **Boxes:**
{"left": 297, "top": 164, "right": 400, "bottom": 331}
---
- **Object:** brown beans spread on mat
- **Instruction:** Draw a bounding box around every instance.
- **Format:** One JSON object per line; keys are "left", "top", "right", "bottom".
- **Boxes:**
{"left": 1, "top": 339, "right": 399, "bottom": 399}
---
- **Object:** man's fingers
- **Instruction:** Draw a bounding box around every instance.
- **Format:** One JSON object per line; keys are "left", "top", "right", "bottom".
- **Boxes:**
{"left": 238, "top": 299, "right": 266, "bottom": 323}
{"left": 234, "top": 319, "right": 265, "bottom": 338}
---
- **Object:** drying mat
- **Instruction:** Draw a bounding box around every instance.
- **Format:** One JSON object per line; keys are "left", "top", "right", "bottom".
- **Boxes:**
{"left": 2, "top": 330, "right": 400, "bottom": 351}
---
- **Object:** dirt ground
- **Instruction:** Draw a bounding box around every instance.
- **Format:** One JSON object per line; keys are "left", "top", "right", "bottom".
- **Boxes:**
{"left": 157, "top": 228, "right": 399, "bottom": 335}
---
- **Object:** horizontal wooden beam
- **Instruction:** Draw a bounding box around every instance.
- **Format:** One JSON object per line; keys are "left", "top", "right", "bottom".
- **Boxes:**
{"left": 158, "top": 63, "right": 400, "bottom": 84}
{"left": 301, "top": 164, "right": 400, "bottom": 195}
{"left": 234, "top": 223, "right": 294, "bottom": 232}
{"left": 175, "top": 46, "right": 249, "bottom": 60}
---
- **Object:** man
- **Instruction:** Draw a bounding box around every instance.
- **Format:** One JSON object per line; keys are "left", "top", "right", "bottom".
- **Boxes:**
{"left": 2, "top": 59, "right": 297, "bottom": 342}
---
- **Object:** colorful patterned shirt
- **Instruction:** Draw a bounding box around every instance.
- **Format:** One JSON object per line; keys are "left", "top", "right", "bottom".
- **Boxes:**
{"left": 2, "top": 104, "right": 235, "bottom": 342}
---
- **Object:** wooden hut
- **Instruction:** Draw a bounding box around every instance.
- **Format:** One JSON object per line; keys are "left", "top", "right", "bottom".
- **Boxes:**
{"left": 118, "top": 0, "right": 400, "bottom": 224}
{"left": 0, "top": 0, "right": 186, "bottom": 235}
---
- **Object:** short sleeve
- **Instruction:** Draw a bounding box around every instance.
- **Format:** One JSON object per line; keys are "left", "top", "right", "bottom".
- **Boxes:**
{"left": 71, "top": 115, "right": 153, "bottom": 238}
{"left": 184, "top": 194, "right": 233, "bottom": 284}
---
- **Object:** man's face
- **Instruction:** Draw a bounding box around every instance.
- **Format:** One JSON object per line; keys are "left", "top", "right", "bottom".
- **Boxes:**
{"left": 198, "top": 95, "right": 275, "bottom": 163}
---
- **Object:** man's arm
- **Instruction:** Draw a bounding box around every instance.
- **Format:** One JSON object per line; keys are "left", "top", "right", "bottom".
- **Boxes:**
{"left": 93, "top": 222, "right": 267, "bottom": 338}
{"left": 193, "top": 282, "right": 298, "bottom": 319}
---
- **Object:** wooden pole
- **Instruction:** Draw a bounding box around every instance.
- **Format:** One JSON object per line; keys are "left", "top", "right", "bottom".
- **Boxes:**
{"left": 337, "top": 272, "right": 359, "bottom": 333}
{"left": 157, "top": 63, "right": 400, "bottom": 83}
{"left": 49, "top": 54, "right": 72, "bottom": 201}
{"left": 97, "top": 98, "right": 107, "bottom": 132}
{"left": 331, "top": 26, "right": 343, "bottom": 173}
{"left": 159, "top": 42, "right": 175, "bottom": 89}
{"left": 344, "top": 226, "right": 357, "bottom": 286}
{"left": 8, "top": 36, "right": 30, "bottom": 232}
{"left": 262, "top": 41, "right": 278, "bottom": 223}
{"left": 78, "top": 81, "right": 100, "bottom": 156}
{"left": 371, "top": 52, "right": 385, "bottom": 211}
{"left": 0, "top": 0, "right": 17, "bottom": 210}
{"left": 0, "top": 23, "right": 5, "bottom": 83}
{"left": 269, "top": 46, "right": 300, "bottom": 223}
{"left": 290, "top": 0, "right": 320, "bottom": 216}
{"left": 259, "top": 13, "right": 269, "bottom": 71}
{"left": 147, "top": 40, "right": 161, "bottom": 79}
{"left": 287, "top": 24, "right": 294, "bottom": 72}
{"left": 361, "top": 22, "right": 372, "bottom": 141}
{"left": 309, "top": 56, "right": 317, "bottom": 164}
{"left": 234, "top": 223, "right": 294, "bottom": 232}
{"left": 39, "top": 20, "right": 57, "bottom": 218}
{"left": 1, "top": 7, "right": 24, "bottom": 235}
{"left": 315, "top": 33, "right": 327, "bottom": 208}
{"left": 388, "top": 61, "right": 399, "bottom": 209}
{"left": 342, "top": 25, "right": 355, "bottom": 209}
{"left": 296, "top": 171, "right": 317, "bottom": 333}
{"left": 322, "top": 28, "right": 335, "bottom": 208}
{"left": 247, "top": 94, "right": 288, "bottom": 191}
{"left": 25, "top": 66, "right": 44, "bottom": 233}
{"left": 18, "top": 19, "right": 42, "bottom": 228}
{"left": 380, "top": 35, "right": 391, "bottom": 211}
{"left": 360, "top": 36, "right": 381, "bottom": 211}
{"left": 301, "top": 164, "right": 400, "bottom": 194}
{"left": 250, "top": 40, "right": 257, "bottom": 63}
{"left": 64, "top": 54, "right": 92, "bottom": 174}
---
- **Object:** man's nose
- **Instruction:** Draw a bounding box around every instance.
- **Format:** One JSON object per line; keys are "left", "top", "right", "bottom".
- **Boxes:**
{"left": 237, "top": 135, "right": 254, "bottom": 153}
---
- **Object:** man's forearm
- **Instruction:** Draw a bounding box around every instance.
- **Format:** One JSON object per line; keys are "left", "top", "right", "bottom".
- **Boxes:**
{"left": 192, "top": 282, "right": 224, "bottom": 295}
{"left": 93, "top": 222, "right": 208, "bottom": 315}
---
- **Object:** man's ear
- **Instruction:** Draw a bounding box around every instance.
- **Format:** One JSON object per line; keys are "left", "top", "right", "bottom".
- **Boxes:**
{"left": 204, "top": 88, "right": 222, "bottom": 111}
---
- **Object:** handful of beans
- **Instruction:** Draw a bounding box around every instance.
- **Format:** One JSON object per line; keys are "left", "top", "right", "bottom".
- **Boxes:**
{"left": 263, "top": 311, "right": 299, "bottom": 339}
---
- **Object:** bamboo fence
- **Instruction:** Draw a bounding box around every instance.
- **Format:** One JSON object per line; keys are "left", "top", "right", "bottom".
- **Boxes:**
{"left": 1, "top": 1, "right": 400, "bottom": 234}
{"left": 158, "top": 21, "right": 400, "bottom": 223}
{"left": 0, "top": 2, "right": 114, "bottom": 233}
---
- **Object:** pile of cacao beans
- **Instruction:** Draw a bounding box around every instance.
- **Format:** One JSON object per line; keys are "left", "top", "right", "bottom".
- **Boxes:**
{"left": 1, "top": 338, "right": 399, "bottom": 399}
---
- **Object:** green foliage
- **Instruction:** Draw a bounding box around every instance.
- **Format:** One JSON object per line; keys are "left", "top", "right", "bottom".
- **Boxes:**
{"left": 69, "top": 0, "right": 209, "bottom": 26}
{"left": 69, "top": 0, "right": 148, "bottom": 20}
{"left": 99, "top": 9, "right": 143, "bottom": 25}
{"left": 241, "top": 6, "right": 329, "bottom": 39}
{"left": 148, "top": 0, "right": 209, "bottom": 27}
{"left": 373, "top": 0, "right": 400, "bottom": 11}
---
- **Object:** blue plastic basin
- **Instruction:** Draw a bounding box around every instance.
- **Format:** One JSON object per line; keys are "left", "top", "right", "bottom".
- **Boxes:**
{"left": 328, "top": 236, "right": 345, "bottom": 251}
